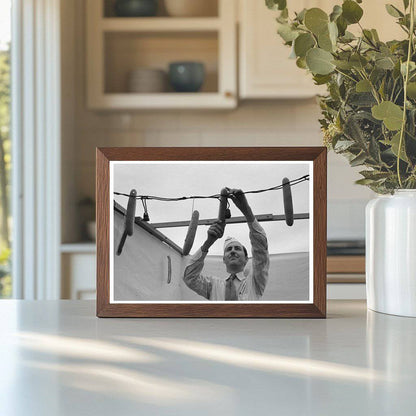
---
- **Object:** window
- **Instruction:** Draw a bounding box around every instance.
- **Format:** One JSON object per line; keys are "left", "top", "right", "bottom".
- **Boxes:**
{"left": 0, "top": 0, "right": 11, "bottom": 298}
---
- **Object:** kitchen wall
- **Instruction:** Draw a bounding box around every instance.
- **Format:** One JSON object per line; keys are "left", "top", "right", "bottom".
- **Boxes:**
{"left": 61, "top": 0, "right": 374, "bottom": 243}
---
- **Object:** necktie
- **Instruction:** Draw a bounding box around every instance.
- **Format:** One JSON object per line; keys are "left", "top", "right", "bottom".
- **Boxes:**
{"left": 225, "top": 274, "right": 238, "bottom": 301}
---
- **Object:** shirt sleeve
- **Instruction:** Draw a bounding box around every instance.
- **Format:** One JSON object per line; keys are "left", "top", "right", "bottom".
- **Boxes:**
{"left": 183, "top": 249, "right": 213, "bottom": 299}
{"left": 248, "top": 219, "right": 269, "bottom": 296}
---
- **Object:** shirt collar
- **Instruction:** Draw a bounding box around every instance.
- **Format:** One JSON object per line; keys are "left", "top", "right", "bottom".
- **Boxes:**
{"left": 226, "top": 271, "right": 245, "bottom": 281}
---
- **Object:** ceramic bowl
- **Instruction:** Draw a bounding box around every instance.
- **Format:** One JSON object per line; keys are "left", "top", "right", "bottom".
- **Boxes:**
{"left": 114, "top": 0, "right": 158, "bottom": 17}
{"left": 127, "top": 68, "right": 167, "bottom": 93}
{"left": 168, "top": 62, "right": 205, "bottom": 92}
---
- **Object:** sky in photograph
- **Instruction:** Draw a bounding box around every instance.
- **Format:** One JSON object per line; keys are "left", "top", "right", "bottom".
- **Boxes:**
{"left": 113, "top": 162, "right": 311, "bottom": 256}
{"left": 0, "top": 0, "right": 11, "bottom": 50}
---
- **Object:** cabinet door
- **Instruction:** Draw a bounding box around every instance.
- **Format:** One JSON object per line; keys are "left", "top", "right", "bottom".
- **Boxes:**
{"left": 239, "top": 0, "right": 322, "bottom": 99}
{"left": 239, "top": 0, "right": 404, "bottom": 99}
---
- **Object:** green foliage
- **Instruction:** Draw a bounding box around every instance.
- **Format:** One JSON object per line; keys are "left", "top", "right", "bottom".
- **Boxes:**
{"left": 0, "top": 246, "right": 11, "bottom": 298}
{"left": 0, "top": 45, "right": 11, "bottom": 289}
{"left": 266, "top": 0, "right": 416, "bottom": 193}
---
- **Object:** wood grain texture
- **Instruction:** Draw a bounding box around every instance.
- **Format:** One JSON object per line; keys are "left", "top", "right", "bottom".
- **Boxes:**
{"left": 96, "top": 147, "right": 327, "bottom": 318}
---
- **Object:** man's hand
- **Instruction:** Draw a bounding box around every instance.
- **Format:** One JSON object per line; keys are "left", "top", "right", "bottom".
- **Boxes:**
{"left": 226, "top": 188, "right": 255, "bottom": 222}
{"left": 201, "top": 220, "right": 225, "bottom": 252}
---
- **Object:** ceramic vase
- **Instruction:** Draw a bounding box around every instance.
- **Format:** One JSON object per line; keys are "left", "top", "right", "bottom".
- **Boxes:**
{"left": 366, "top": 190, "right": 416, "bottom": 317}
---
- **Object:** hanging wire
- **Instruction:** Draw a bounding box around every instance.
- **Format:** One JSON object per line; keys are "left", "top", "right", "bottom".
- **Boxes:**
{"left": 113, "top": 174, "right": 309, "bottom": 201}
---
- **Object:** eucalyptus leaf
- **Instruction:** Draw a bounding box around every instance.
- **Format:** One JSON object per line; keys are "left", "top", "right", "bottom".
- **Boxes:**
{"left": 371, "top": 29, "right": 380, "bottom": 42}
{"left": 356, "top": 79, "right": 372, "bottom": 92}
{"left": 334, "top": 139, "right": 356, "bottom": 151}
{"left": 330, "top": 5, "right": 343, "bottom": 22}
{"left": 342, "top": 0, "right": 364, "bottom": 24}
{"left": 304, "top": 8, "right": 329, "bottom": 35}
{"left": 336, "top": 15, "right": 348, "bottom": 36}
{"left": 375, "top": 57, "right": 396, "bottom": 70}
{"left": 369, "top": 137, "right": 382, "bottom": 162}
{"left": 294, "top": 33, "right": 315, "bottom": 57}
{"left": 295, "top": 8, "right": 307, "bottom": 22}
{"left": 266, "top": 0, "right": 287, "bottom": 11}
{"left": 277, "top": 23, "right": 299, "bottom": 42}
{"left": 306, "top": 48, "right": 335, "bottom": 75}
{"left": 318, "top": 31, "right": 334, "bottom": 52}
{"left": 328, "top": 21, "right": 338, "bottom": 45}
{"left": 393, "top": 61, "right": 402, "bottom": 79}
{"left": 333, "top": 59, "right": 353, "bottom": 70}
{"left": 359, "top": 170, "right": 391, "bottom": 180}
{"left": 296, "top": 57, "right": 307, "bottom": 69}
{"left": 313, "top": 74, "right": 332, "bottom": 85}
{"left": 370, "top": 68, "right": 386, "bottom": 84}
{"left": 407, "top": 82, "right": 416, "bottom": 99}
{"left": 385, "top": 4, "right": 404, "bottom": 18}
{"left": 401, "top": 61, "right": 416, "bottom": 76}
{"left": 350, "top": 152, "right": 368, "bottom": 166}
{"left": 350, "top": 53, "right": 368, "bottom": 69}
{"left": 372, "top": 101, "right": 404, "bottom": 130}
{"left": 355, "top": 178, "right": 377, "bottom": 185}
{"left": 348, "top": 92, "right": 377, "bottom": 107}
{"left": 363, "top": 29, "right": 375, "bottom": 44}
{"left": 280, "top": 8, "right": 289, "bottom": 19}
{"left": 382, "top": 132, "right": 409, "bottom": 161}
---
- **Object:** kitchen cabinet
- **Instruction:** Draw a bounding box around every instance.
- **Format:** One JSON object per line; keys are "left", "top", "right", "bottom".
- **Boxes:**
{"left": 238, "top": 0, "right": 405, "bottom": 99}
{"left": 86, "top": 0, "right": 237, "bottom": 109}
{"left": 239, "top": 0, "right": 326, "bottom": 99}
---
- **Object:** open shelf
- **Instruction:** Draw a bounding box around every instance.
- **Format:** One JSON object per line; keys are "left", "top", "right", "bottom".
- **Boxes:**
{"left": 104, "top": 31, "right": 218, "bottom": 94}
{"left": 101, "top": 18, "right": 221, "bottom": 32}
{"left": 86, "top": 0, "right": 236, "bottom": 109}
{"left": 103, "top": 0, "right": 219, "bottom": 18}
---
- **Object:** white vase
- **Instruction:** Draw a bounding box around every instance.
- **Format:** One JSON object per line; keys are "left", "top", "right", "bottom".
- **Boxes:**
{"left": 366, "top": 190, "right": 416, "bottom": 317}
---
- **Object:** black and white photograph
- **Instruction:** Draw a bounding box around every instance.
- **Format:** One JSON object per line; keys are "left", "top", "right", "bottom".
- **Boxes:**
{"left": 110, "top": 161, "right": 313, "bottom": 303}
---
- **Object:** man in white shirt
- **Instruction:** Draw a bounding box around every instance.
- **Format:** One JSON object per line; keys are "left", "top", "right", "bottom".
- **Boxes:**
{"left": 183, "top": 188, "right": 269, "bottom": 301}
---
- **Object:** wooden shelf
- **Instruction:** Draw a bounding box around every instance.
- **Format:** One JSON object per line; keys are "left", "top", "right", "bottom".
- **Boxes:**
{"left": 101, "top": 17, "right": 221, "bottom": 32}
{"left": 89, "top": 92, "right": 235, "bottom": 110}
{"left": 86, "top": 0, "right": 237, "bottom": 109}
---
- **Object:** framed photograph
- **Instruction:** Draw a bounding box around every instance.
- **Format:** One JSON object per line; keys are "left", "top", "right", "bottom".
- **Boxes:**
{"left": 96, "top": 147, "right": 327, "bottom": 318}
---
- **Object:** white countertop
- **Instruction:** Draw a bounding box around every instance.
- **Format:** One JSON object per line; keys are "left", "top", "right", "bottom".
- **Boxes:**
{"left": 0, "top": 300, "right": 415, "bottom": 415}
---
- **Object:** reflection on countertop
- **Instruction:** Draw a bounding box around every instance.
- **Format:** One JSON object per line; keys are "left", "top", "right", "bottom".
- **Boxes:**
{"left": 0, "top": 300, "right": 416, "bottom": 415}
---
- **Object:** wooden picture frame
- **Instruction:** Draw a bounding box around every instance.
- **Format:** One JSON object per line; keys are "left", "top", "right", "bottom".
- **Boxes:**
{"left": 96, "top": 147, "right": 327, "bottom": 318}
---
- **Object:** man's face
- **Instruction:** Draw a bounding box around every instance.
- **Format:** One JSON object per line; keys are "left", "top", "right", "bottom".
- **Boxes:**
{"left": 223, "top": 244, "right": 248, "bottom": 273}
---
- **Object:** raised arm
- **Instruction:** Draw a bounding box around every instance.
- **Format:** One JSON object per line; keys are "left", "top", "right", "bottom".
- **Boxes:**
{"left": 183, "top": 220, "right": 225, "bottom": 299}
{"left": 228, "top": 188, "right": 269, "bottom": 296}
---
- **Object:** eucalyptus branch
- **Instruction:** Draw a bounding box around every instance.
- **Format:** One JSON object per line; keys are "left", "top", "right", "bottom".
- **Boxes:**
{"left": 358, "top": 69, "right": 381, "bottom": 104}
{"left": 393, "top": 86, "right": 404, "bottom": 103}
{"left": 390, "top": 79, "right": 398, "bottom": 101}
{"left": 334, "top": 68, "right": 358, "bottom": 83}
{"left": 397, "top": 0, "right": 415, "bottom": 187}
{"left": 358, "top": 22, "right": 378, "bottom": 49}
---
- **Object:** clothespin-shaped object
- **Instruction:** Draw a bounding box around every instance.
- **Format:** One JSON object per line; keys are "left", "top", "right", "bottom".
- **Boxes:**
{"left": 116, "top": 189, "right": 137, "bottom": 256}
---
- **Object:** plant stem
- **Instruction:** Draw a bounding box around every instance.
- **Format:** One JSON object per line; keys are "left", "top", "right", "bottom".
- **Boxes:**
{"left": 397, "top": 0, "right": 415, "bottom": 188}
{"left": 358, "top": 69, "right": 380, "bottom": 104}
{"left": 334, "top": 68, "right": 357, "bottom": 83}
